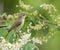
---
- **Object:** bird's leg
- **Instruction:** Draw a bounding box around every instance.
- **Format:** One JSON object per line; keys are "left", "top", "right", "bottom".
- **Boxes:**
{"left": 15, "top": 30, "right": 22, "bottom": 39}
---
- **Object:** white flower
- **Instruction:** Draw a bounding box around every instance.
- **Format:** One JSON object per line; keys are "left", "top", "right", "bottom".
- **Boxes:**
{"left": 27, "top": 28, "right": 30, "bottom": 33}
{"left": 20, "top": 34, "right": 31, "bottom": 45}
{"left": 40, "top": 3, "right": 57, "bottom": 14}
{"left": 32, "top": 10, "right": 38, "bottom": 16}
{"left": 32, "top": 38, "right": 42, "bottom": 45}
{"left": 16, "top": 5, "right": 19, "bottom": 7}
{"left": 19, "top": 0, "right": 33, "bottom": 10}
{"left": 7, "top": 14, "right": 13, "bottom": 20}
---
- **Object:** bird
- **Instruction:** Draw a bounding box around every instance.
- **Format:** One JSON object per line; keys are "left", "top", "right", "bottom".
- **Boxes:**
{"left": 5, "top": 12, "right": 27, "bottom": 38}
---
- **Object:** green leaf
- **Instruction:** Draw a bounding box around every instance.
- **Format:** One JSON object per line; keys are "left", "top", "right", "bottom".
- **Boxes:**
{"left": 30, "top": 16, "right": 38, "bottom": 25}
{"left": 56, "top": 26, "right": 60, "bottom": 31}
{"left": 34, "top": 25, "right": 49, "bottom": 38}
{"left": 9, "top": 33, "right": 14, "bottom": 43}
{"left": 23, "top": 43, "right": 36, "bottom": 50}
{"left": 0, "top": 28, "right": 3, "bottom": 36}
{"left": 30, "top": 29, "right": 36, "bottom": 38}
{"left": 21, "top": 20, "right": 29, "bottom": 32}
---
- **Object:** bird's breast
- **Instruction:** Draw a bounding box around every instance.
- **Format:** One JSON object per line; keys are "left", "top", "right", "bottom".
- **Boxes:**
{"left": 17, "top": 18, "right": 25, "bottom": 30}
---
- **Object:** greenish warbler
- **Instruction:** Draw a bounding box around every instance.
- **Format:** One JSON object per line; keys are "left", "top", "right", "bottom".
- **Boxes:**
{"left": 5, "top": 12, "right": 27, "bottom": 38}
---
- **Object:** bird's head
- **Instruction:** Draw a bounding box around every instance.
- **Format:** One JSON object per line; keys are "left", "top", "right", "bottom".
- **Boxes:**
{"left": 19, "top": 12, "right": 27, "bottom": 19}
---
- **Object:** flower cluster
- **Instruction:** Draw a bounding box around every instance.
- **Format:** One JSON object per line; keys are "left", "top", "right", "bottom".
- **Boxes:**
{"left": 29, "top": 21, "right": 45, "bottom": 30}
{"left": 19, "top": 0, "right": 33, "bottom": 10}
{"left": 40, "top": 3, "right": 57, "bottom": 14}
{"left": 0, "top": 34, "right": 31, "bottom": 50}
{"left": 32, "top": 38, "right": 42, "bottom": 45}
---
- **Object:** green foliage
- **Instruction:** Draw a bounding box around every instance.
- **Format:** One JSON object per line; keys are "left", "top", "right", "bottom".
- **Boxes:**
{"left": 23, "top": 43, "right": 37, "bottom": 50}
{"left": 0, "top": 0, "right": 60, "bottom": 50}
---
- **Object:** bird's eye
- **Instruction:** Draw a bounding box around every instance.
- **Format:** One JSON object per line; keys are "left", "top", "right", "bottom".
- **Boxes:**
{"left": 23, "top": 14, "right": 25, "bottom": 16}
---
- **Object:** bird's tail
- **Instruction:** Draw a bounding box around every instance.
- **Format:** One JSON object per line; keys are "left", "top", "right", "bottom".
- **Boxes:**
{"left": 0, "top": 25, "right": 7, "bottom": 28}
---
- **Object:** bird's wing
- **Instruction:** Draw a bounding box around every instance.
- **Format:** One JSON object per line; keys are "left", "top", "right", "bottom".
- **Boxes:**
{"left": 8, "top": 20, "right": 21, "bottom": 33}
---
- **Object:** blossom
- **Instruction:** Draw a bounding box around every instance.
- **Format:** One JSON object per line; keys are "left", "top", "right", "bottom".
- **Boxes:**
{"left": 0, "top": 34, "right": 31, "bottom": 50}
{"left": 19, "top": 0, "right": 33, "bottom": 10}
